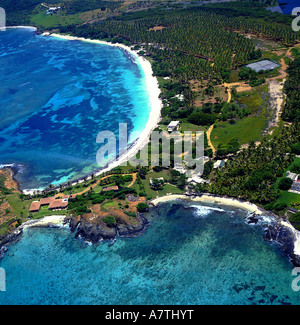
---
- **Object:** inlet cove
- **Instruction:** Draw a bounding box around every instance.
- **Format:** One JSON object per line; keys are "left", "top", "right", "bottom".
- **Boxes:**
{"left": 1, "top": 201, "right": 300, "bottom": 305}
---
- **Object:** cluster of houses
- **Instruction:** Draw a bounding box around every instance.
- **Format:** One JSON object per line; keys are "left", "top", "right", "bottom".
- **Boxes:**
{"left": 286, "top": 171, "right": 300, "bottom": 193}
{"left": 29, "top": 196, "right": 69, "bottom": 213}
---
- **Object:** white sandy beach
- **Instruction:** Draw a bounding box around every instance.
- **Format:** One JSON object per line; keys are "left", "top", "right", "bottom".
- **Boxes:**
{"left": 20, "top": 30, "right": 162, "bottom": 194}
{"left": 48, "top": 33, "right": 162, "bottom": 175}
{"left": 0, "top": 26, "right": 37, "bottom": 31}
{"left": 151, "top": 194, "right": 263, "bottom": 215}
{"left": 21, "top": 215, "right": 67, "bottom": 229}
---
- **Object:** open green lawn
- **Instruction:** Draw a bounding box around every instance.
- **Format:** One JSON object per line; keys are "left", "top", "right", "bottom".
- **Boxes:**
{"left": 273, "top": 157, "right": 300, "bottom": 212}
{"left": 211, "top": 84, "right": 269, "bottom": 147}
{"left": 275, "top": 191, "right": 300, "bottom": 210}
{"left": 31, "top": 12, "right": 83, "bottom": 28}
{"left": 212, "top": 115, "right": 267, "bottom": 147}
{"left": 32, "top": 209, "right": 70, "bottom": 220}
{"left": 5, "top": 193, "right": 31, "bottom": 219}
{"left": 101, "top": 200, "right": 119, "bottom": 211}
{"left": 180, "top": 122, "right": 207, "bottom": 134}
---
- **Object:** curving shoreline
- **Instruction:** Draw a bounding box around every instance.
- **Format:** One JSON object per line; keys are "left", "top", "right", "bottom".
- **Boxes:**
{"left": 150, "top": 194, "right": 264, "bottom": 215}
{"left": 48, "top": 33, "right": 162, "bottom": 177}
{"left": 150, "top": 193, "right": 300, "bottom": 266}
{"left": 15, "top": 29, "right": 162, "bottom": 194}
{"left": 1, "top": 193, "right": 300, "bottom": 267}
{"left": 1, "top": 27, "right": 300, "bottom": 269}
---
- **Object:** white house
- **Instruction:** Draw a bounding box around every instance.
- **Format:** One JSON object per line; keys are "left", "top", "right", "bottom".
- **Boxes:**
{"left": 213, "top": 160, "right": 226, "bottom": 169}
{"left": 167, "top": 121, "right": 180, "bottom": 133}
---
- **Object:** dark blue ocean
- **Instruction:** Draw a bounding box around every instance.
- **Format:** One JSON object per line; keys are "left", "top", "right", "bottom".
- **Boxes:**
{"left": 277, "top": 0, "right": 298, "bottom": 15}
{"left": 0, "top": 28, "right": 151, "bottom": 190}
{"left": 0, "top": 201, "right": 300, "bottom": 305}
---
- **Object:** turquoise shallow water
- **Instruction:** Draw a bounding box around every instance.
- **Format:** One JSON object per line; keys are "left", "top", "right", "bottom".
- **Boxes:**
{"left": 0, "top": 200, "right": 300, "bottom": 305}
{"left": 0, "top": 28, "right": 151, "bottom": 189}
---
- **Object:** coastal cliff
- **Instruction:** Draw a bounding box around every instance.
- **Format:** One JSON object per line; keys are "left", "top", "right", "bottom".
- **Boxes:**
{"left": 67, "top": 212, "right": 149, "bottom": 243}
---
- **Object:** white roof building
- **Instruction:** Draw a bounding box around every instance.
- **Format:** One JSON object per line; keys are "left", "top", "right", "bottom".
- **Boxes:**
{"left": 167, "top": 121, "right": 180, "bottom": 133}
{"left": 213, "top": 160, "right": 226, "bottom": 169}
{"left": 286, "top": 171, "right": 298, "bottom": 182}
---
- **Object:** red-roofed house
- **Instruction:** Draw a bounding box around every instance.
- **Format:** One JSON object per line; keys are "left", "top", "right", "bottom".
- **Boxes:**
{"left": 29, "top": 201, "right": 41, "bottom": 213}
{"left": 40, "top": 197, "right": 56, "bottom": 206}
{"left": 48, "top": 198, "right": 68, "bottom": 211}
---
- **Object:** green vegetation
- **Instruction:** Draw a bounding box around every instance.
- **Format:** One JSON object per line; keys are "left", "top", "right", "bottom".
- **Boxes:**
{"left": 207, "top": 123, "right": 299, "bottom": 205}
{"left": 103, "top": 215, "right": 116, "bottom": 226}
{"left": 239, "top": 67, "right": 266, "bottom": 87}
{"left": 281, "top": 58, "right": 300, "bottom": 122}
{"left": 31, "top": 12, "right": 83, "bottom": 28}
{"left": 211, "top": 84, "right": 270, "bottom": 147}
{"left": 136, "top": 202, "right": 149, "bottom": 213}
{"left": 278, "top": 178, "right": 293, "bottom": 191}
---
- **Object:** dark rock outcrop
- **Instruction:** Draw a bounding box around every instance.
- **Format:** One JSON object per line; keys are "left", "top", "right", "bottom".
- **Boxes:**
{"left": 67, "top": 215, "right": 80, "bottom": 233}
{"left": 116, "top": 214, "right": 149, "bottom": 238}
{"left": 75, "top": 219, "right": 117, "bottom": 243}
{"left": 264, "top": 221, "right": 300, "bottom": 267}
{"left": 68, "top": 213, "right": 149, "bottom": 244}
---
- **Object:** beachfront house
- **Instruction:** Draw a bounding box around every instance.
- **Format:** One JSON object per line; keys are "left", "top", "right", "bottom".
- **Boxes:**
{"left": 187, "top": 175, "right": 209, "bottom": 185}
{"left": 29, "top": 201, "right": 41, "bottom": 213}
{"left": 40, "top": 197, "right": 55, "bottom": 206}
{"left": 48, "top": 198, "right": 68, "bottom": 211}
{"left": 167, "top": 121, "right": 180, "bottom": 133}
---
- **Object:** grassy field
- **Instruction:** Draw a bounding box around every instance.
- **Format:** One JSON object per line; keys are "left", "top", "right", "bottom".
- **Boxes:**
{"left": 180, "top": 122, "right": 207, "bottom": 134}
{"left": 272, "top": 157, "right": 300, "bottom": 212}
{"left": 211, "top": 84, "right": 269, "bottom": 147}
{"left": 31, "top": 12, "right": 83, "bottom": 28}
{"left": 5, "top": 193, "right": 32, "bottom": 219}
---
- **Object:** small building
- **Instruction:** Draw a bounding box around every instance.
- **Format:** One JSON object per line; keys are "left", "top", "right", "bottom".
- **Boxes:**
{"left": 150, "top": 177, "right": 164, "bottom": 186}
{"left": 286, "top": 171, "right": 298, "bottom": 182}
{"left": 187, "top": 175, "right": 209, "bottom": 185}
{"left": 245, "top": 60, "right": 280, "bottom": 73}
{"left": 291, "top": 181, "right": 300, "bottom": 193}
{"left": 167, "top": 121, "right": 180, "bottom": 133}
{"left": 46, "top": 7, "right": 60, "bottom": 14}
{"left": 213, "top": 160, "right": 226, "bottom": 169}
{"left": 49, "top": 199, "right": 68, "bottom": 211}
{"left": 40, "top": 197, "right": 55, "bottom": 206}
{"left": 102, "top": 186, "right": 119, "bottom": 192}
{"left": 173, "top": 164, "right": 186, "bottom": 174}
{"left": 172, "top": 94, "right": 184, "bottom": 101}
{"left": 29, "top": 201, "right": 41, "bottom": 213}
